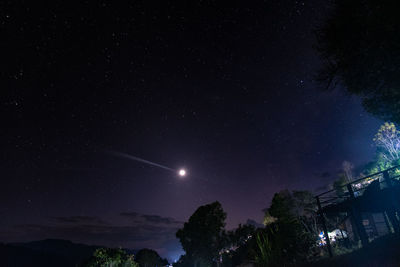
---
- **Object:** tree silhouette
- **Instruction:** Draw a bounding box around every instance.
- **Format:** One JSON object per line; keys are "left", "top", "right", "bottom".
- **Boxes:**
{"left": 176, "top": 201, "right": 226, "bottom": 266}
{"left": 135, "top": 248, "right": 168, "bottom": 267}
{"left": 316, "top": 0, "right": 400, "bottom": 123}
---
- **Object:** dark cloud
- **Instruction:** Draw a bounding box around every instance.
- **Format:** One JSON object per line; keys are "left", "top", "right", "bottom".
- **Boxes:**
{"left": 51, "top": 216, "right": 108, "bottom": 225}
{"left": 120, "top": 212, "right": 182, "bottom": 225}
{"left": 246, "top": 219, "right": 264, "bottom": 228}
{"left": 120, "top": 212, "right": 140, "bottom": 218}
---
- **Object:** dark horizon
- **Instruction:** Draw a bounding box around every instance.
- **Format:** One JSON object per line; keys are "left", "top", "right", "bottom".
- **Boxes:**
{"left": 1, "top": 0, "right": 383, "bottom": 260}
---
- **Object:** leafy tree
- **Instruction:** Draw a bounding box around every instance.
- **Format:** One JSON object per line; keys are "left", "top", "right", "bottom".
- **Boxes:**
{"left": 219, "top": 191, "right": 317, "bottom": 266}
{"left": 173, "top": 255, "right": 190, "bottom": 267}
{"left": 262, "top": 211, "right": 277, "bottom": 226}
{"left": 362, "top": 155, "right": 400, "bottom": 176}
{"left": 83, "top": 248, "right": 138, "bottom": 267}
{"left": 360, "top": 123, "right": 400, "bottom": 177}
{"left": 315, "top": 0, "right": 400, "bottom": 123}
{"left": 227, "top": 224, "right": 256, "bottom": 247}
{"left": 218, "top": 223, "right": 258, "bottom": 267}
{"left": 176, "top": 201, "right": 226, "bottom": 266}
{"left": 342, "top": 161, "right": 354, "bottom": 181}
{"left": 332, "top": 173, "right": 347, "bottom": 196}
{"left": 329, "top": 162, "right": 354, "bottom": 197}
{"left": 374, "top": 122, "right": 400, "bottom": 163}
{"left": 253, "top": 219, "right": 315, "bottom": 266}
{"left": 267, "top": 190, "right": 294, "bottom": 221}
{"left": 267, "top": 190, "right": 318, "bottom": 235}
{"left": 135, "top": 249, "right": 168, "bottom": 267}
{"left": 258, "top": 191, "right": 317, "bottom": 265}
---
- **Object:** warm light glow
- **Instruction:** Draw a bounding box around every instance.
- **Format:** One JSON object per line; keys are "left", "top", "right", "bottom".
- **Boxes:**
{"left": 179, "top": 169, "right": 186, "bottom": 177}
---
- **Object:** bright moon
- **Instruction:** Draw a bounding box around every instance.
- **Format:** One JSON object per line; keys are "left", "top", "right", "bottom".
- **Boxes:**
{"left": 178, "top": 169, "right": 186, "bottom": 177}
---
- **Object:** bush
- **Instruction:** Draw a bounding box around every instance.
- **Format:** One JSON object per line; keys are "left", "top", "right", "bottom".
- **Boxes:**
{"left": 83, "top": 248, "right": 139, "bottom": 267}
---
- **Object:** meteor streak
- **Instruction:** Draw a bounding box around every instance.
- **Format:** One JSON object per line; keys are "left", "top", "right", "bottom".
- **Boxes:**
{"left": 108, "top": 151, "right": 176, "bottom": 172}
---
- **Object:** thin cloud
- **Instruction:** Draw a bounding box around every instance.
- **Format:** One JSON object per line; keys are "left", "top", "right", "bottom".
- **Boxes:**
{"left": 51, "top": 216, "right": 109, "bottom": 225}
{"left": 120, "top": 212, "right": 183, "bottom": 225}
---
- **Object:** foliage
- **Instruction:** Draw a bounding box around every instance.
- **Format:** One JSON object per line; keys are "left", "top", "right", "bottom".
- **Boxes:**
{"left": 263, "top": 211, "right": 277, "bottom": 226}
{"left": 253, "top": 220, "right": 315, "bottom": 266}
{"left": 267, "top": 190, "right": 318, "bottom": 235}
{"left": 218, "top": 224, "right": 258, "bottom": 267}
{"left": 315, "top": 0, "right": 400, "bottom": 123}
{"left": 257, "top": 190, "right": 318, "bottom": 265}
{"left": 373, "top": 122, "right": 400, "bottom": 163}
{"left": 176, "top": 201, "right": 226, "bottom": 266}
{"left": 83, "top": 248, "right": 138, "bottom": 267}
{"left": 254, "top": 229, "right": 273, "bottom": 266}
{"left": 173, "top": 255, "right": 189, "bottom": 267}
{"left": 332, "top": 173, "right": 347, "bottom": 196}
{"left": 173, "top": 254, "right": 211, "bottom": 267}
{"left": 342, "top": 161, "right": 354, "bottom": 181}
{"left": 362, "top": 154, "right": 400, "bottom": 176}
{"left": 267, "top": 190, "right": 294, "bottom": 220}
{"left": 359, "top": 123, "right": 400, "bottom": 178}
{"left": 135, "top": 248, "right": 168, "bottom": 267}
{"left": 226, "top": 223, "right": 256, "bottom": 247}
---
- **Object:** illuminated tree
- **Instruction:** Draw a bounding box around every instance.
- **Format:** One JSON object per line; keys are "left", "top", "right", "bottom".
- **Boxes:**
{"left": 373, "top": 122, "right": 400, "bottom": 163}
{"left": 342, "top": 161, "right": 354, "bottom": 182}
{"left": 262, "top": 211, "right": 277, "bottom": 226}
{"left": 84, "top": 248, "right": 138, "bottom": 267}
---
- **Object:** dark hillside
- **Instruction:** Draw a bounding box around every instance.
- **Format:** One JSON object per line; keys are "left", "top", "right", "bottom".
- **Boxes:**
{"left": 0, "top": 239, "right": 98, "bottom": 267}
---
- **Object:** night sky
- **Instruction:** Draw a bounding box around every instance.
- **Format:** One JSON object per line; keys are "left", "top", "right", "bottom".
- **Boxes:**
{"left": 1, "top": 0, "right": 382, "bottom": 261}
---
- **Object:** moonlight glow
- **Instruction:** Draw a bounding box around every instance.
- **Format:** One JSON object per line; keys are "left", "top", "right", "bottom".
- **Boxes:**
{"left": 179, "top": 169, "right": 187, "bottom": 177}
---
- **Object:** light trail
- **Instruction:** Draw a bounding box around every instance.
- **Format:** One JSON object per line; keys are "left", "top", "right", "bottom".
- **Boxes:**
{"left": 107, "top": 150, "right": 186, "bottom": 177}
